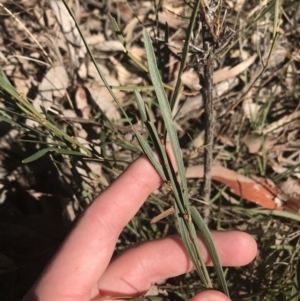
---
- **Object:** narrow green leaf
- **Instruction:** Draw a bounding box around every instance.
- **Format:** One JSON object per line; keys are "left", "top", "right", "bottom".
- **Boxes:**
{"left": 291, "top": 258, "right": 300, "bottom": 301}
{"left": 142, "top": 27, "right": 220, "bottom": 289}
{"left": 254, "top": 0, "right": 275, "bottom": 23}
{"left": 273, "top": 0, "right": 279, "bottom": 39}
{"left": 176, "top": 204, "right": 207, "bottom": 284}
{"left": 170, "top": 0, "right": 201, "bottom": 111}
{"left": 0, "top": 67, "right": 15, "bottom": 89}
{"left": 108, "top": 14, "right": 148, "bottom": 73}
{"left": 163, "top": 23, "right": 170, "bottom": 83}
{"left": 133, "top": 78, "right": 185, "bottom": 216}
{"left": 134, "top": 90, "right": 147, "bottom": 122}
{"left": 140, "top": 112, "right": 186, "bottom": 216}
{"left": 297, "top": 259, "right": 300, "bottom": 294}
{"left": 108, "top": 14, "right": 125, "bottom": 45}
{"left": 191, "top": 206, "right": 229, "bottom": 296}
{"left": 0, "top": 66, "right": 92, "bottom": 156}
{"left": 133, "top": 129, "right": 166, "bottom": 181}
{"left": 127, "top": 297, "right": 164, "bottom": 301}
{"left": 0, "top": 116, "right": 21, "bottom": 127}
{"left": 110, "top": 85, "right": 155, "bottom": 91}
{"left": 236, "top": 208, "right": 300, "bottom": 222}
{"left": 143, "top": 28, "right": 190, "bottom": 211}
{"left": 22, "top": 147, "right": 86, "bottom": 163}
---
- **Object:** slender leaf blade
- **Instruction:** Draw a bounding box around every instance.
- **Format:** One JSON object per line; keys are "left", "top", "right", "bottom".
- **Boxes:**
{"left": 133, "top": 129, "right": 166, "bottom": 181}
{"left": 143, "top": 28, "right": 190, "bottom": 211}
{"left": 22, "top": 147, "right": 86, "bottom": 163}
{"left": 191, "top": 206, "right": 229, "bottom": 296}
{"left": 134, "top": 90, "right": 147, "bottom": 122}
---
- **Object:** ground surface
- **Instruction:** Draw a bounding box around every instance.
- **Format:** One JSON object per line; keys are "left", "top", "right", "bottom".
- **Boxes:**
{"left": 0, "top": 0, "right": 299, "bottom": 300}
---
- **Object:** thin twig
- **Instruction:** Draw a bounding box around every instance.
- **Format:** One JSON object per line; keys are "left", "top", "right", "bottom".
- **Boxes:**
{"left": 195, "top": 0, "right": 236, "bottom": 203}
{"left": 194, "top": 1, "right": 219, "bottom": 203}
{"left": 201, "top": 41, "right": 214, "bottom": 202}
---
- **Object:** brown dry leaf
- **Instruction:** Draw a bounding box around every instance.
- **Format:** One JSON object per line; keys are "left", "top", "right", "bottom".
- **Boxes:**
{"left": 110, "top": 56, "right": 142, "bottom": 86}
{"left": 242, "top": 97, "right": 261, "bottom": 122}
{"left": 73, "top": 161, "right": 108, "bottom": 198}
{"left": 21, "top": 0, "right": 35, "bottom": 7}
{"left": 177, "top": 77, "right": 238, "bottom": 119}
{"left": 213, "top": 54, "right": 257, "bottom": 83}
{"left": 175, "top": 94, "right": 203, "bottom": 120}
{"left": 256, "top": 110, "right": 300, "bottom": 135}
{"left": 217, "top": 135, "right": 235, "bottom": 147}
{"left": 75, "top": 86, "right": 90, "bottom": 119}
{"left": 86, "top": 161, "right": 109, "bottom": 187}
{"left": 242, "top": 133, "right": 278, "bottom": 154}
{"left": 96, "top": 41, "right": 124, "bottom": 52}
{"left": 234, "top": 0, "right": 245, "bottom": 11}
{"left": 247, "top": 0, "right": 269, "bottom": 19}
{"left": 212, "top": 77, "right": 239, "bottom": 98}
{"left": 180, "top": 69, "right": 201, "bottom": 91}
{"left": 85, "top": 12, "right": 102, "bottom": 32}
{"left": 12, "top": 66, "right": 32, "bottom": 97}
{"left": 181, "top": 54, "right": 257, "bottom": 90}
{"left": 286, "top": 63, "right": 296, "bottom": 92}
{"left": 150, "top": 207, "right": 175, "bottom": 224}
{"left": 28, "top": 65, "right": 68, "bottom": 127}
{"left": 280, "top": 178, "right": 300, "bottom": 213}
{"left": 157, "top": 11, "right": 187, "bottom": 28}
{"left": 85, "top": 81, "right": 121, "bottom": 121}
{"left": 86, "top": 34, "right": 106, "bottom": 49}
{"left": 130, "top": 46, "right": 145, "bottom": 63}
{"left": 144, "top": 284, "right": 159, "bottom": 296}
{"left": 190, "top": 131, "right": 205, "bottom": 148}
{"left": 44, "top": 6, "right": 57, "bottom": 27}
{"left": 87, "top": 61, "right": 109, "bottom": 80}
{"left": 50, "top": 0, "right": 86, "bottom": 65}
{"left": 186, "top": 164, "right": 282, "bottom": 210}
{"left": 268, "top": 45, "right": 287, "bottom": 68}
{"left": 38, "top": 65, "right": 69, "bottom": 102}
{"left": 124, "top": 18, "right": 140, "bottom": 43}
{"left": 163, "top": 1, "right": 185, "bottom": 16}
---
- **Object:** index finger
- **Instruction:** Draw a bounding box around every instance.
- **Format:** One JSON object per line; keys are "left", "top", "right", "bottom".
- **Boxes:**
{"left": 25, "top": 144, "right": 176, "bottom": 301}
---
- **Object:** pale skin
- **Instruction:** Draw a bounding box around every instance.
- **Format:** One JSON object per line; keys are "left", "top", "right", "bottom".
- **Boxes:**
{"left": 22, "top": 145, "right": 257, "bottom": 301}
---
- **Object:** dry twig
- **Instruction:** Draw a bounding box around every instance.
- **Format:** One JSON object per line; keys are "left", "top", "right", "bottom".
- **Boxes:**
{"left": 194, "top": 0, "right": 225, "bottom": 203}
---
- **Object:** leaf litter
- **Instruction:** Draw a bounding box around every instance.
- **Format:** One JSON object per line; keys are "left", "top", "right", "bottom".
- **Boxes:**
{"left": 0, "top": 0, "right": 299, "bottom": 300}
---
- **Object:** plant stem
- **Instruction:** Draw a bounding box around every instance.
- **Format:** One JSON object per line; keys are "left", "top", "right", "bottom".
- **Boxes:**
{"left": 202, "top": 42, "right": 214, "bottom": 203}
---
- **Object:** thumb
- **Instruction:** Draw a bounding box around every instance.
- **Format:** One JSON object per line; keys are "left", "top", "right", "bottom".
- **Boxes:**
{"left": 189, "top": 290, "right": 231, "bottom": 301}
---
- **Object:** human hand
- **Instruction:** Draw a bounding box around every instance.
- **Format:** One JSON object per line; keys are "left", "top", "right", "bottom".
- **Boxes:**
{"left": 22, "top": 145, "right": 257, "bottom": 301}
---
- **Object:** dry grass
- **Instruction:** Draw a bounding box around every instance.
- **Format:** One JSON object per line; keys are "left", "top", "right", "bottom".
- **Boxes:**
{"left": 0, "top": 0, "right": 299, "bottom": 300}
